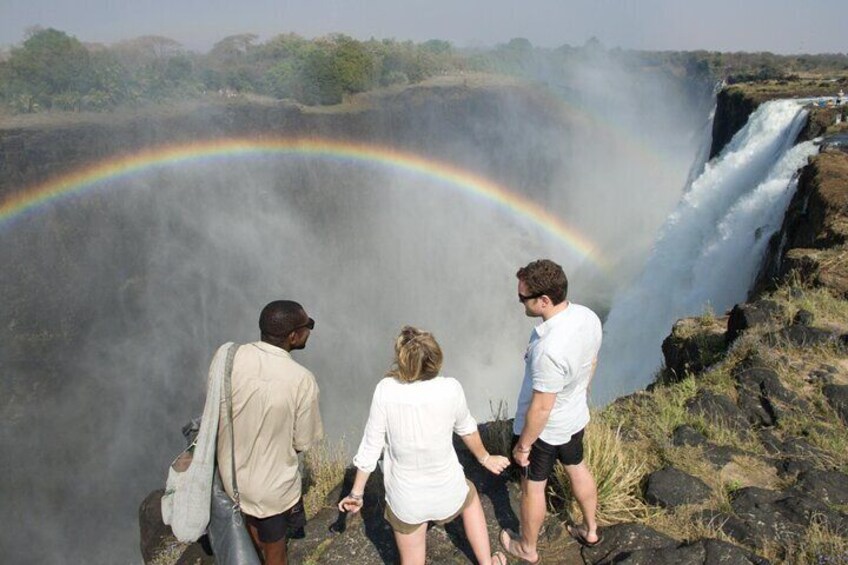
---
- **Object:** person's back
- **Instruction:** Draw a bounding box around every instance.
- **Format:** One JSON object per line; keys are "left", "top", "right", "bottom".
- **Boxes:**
{"left": 340, "top": 327, "right": 510, "bottom": 565}
{"left": 217, "top": 341, "right": 322, "bottom": 516}
{"left": 374, "top": 375, "right": 474, "bottom": 522}
{"left": 215, "top": 300, "right": 322, "bottom": 565}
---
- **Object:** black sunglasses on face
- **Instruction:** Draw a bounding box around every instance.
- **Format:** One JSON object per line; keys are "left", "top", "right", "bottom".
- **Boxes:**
{"left": 293, "top": 317, "right": 315, "bottom": 331}
{"left": 518, "top": 292, "right": 544, "bottom": 303}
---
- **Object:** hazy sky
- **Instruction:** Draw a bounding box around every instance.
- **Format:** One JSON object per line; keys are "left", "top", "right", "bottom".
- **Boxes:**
{"left": 1, "top": 0, "right": 846, "bottom": 54}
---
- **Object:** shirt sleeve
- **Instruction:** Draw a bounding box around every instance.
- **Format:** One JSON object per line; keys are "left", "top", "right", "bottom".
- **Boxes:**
{"left": 293, "top": 371, "right": 324, "bottom": 452}
{"left": 530, "top": 350, "right": 566, "bottom": 394}
{"left": 452, "top": 380, "right": 478, "bottom": 436}
{"left": 352, "top": 383, "right": 387, "bottom": 473}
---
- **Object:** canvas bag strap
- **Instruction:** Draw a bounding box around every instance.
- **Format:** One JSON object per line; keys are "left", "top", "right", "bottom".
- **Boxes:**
{"left": 224, "top": 344, "right": 242, "bottom": 513}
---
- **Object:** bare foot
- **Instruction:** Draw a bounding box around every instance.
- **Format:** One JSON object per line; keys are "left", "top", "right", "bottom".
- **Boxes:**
{"left": 499, "top": 529, "right": 540, "bottom": 564}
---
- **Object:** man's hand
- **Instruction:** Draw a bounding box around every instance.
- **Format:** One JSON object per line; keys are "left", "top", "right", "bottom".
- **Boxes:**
{"left": 512, "top": 444, "right": 531, "bottom": 468}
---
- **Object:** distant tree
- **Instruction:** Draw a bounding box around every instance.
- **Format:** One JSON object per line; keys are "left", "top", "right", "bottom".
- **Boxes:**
{"left": 421, "top": 39, "right": 452, "bottom": 54}
{"left": 5, "top": 28, "right": 92, "bottom": 111}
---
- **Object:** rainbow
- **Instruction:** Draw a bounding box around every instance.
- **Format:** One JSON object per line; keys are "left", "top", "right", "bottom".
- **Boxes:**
{"left": 0, "top": 137, "right": 606, "bottom": 268}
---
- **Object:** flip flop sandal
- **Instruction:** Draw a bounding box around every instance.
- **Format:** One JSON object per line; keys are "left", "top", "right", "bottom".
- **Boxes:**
{"left": 567, "top": 524, "right": 603, "bottom": 547}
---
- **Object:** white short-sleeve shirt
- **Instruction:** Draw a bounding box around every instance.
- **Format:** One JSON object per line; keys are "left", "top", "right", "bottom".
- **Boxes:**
{"left": 513, "top": 303, "right": 603, "bottom": 445}
{"left": 352, "top": 376, "right": 477, "bottom": 524}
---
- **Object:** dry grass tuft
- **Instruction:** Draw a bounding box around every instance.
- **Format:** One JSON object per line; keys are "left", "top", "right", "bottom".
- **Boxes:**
{"left": 549, "top": 417, "right": 653, "bottom": 525}
{"left": 480, "top": 400, "right": 514, "bottom": 457}
{"left": 302, "top": 439, "right": 348, "bottom": 518}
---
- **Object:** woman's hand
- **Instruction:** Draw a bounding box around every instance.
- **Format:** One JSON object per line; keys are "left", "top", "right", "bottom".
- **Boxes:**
{"left": 479, "top": 454, "right": 511, "bottom": 475}
{"left": 338, "top": 493, "right": 365, "bottom": 514}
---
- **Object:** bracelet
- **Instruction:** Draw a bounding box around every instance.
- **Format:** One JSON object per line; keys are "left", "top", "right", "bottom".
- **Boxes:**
{"left": 478, "top": 454, "right": 490, "bottom": 465}
{"left": 515, "top": 446, "right": 531, "bottom": 453}
{"left": 348, "top": 492, "right": 364, "bottom": 501}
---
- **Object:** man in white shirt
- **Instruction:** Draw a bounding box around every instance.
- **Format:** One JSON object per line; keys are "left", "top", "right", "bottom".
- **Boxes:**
{"left": 217, "top": 300, "right": 323, "bottom": 565}
{"left": 500, "top": 260, "right": 603, "bottom": 563}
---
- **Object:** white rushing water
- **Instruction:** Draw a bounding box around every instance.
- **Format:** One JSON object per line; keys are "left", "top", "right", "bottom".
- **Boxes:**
{"left": 594, "top": 99, "right": 819, "bottom": 404}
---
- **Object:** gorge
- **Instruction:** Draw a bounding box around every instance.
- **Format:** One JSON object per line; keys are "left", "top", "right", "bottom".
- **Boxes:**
{"left": 3, "top": 68, "right": 847, "bottom": 563}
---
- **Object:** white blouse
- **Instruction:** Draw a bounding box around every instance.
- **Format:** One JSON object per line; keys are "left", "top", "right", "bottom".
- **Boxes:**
{"left": 352, "top": 375, "right": 478, "bottom": 524}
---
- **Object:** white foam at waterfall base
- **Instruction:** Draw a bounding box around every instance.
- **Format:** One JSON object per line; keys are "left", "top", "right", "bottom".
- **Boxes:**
{"left": 594, "top": 99, "right": 817, "bottom": 405}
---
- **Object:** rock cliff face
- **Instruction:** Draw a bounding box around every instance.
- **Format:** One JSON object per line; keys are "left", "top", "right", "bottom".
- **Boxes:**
{"left": 709, "top": 88, "right": 760, "bottom": 158}
{"left": 0, "top": 79, "right": 574, "bottom": 202}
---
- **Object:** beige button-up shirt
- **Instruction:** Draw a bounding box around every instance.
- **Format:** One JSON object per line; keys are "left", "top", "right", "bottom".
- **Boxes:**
{"left": 216, "top": 341, "right": 323, "bottom": 518}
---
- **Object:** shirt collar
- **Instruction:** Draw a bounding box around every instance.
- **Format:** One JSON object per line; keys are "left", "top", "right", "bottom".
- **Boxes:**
{"left": 533, "top": 302, "right": 570, "bottom": 338}
{"left": 252, "top": 340, "right": 292, "bottom": 358}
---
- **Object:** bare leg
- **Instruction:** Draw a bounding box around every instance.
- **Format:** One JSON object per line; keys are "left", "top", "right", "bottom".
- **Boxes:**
{"left": 564, "top": 461, "right": 599, "bottom": 543}
{"left": 394, "top": 523, "right": 427, "bottom": 565}
{"left": 460, "top": 490, "right": 495, "bottom": 565}
{"left": 247, "top": 523, "right": 287, "bottom": 565}
{"left": 518, "top": 477, "right": 546, "bottom": 558}
{"left": 261, "top": 539, "right": 288, "bottom": 565}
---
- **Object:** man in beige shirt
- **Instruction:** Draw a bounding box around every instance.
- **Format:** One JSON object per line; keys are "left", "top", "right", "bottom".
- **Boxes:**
{"left": 217, "top": 300, "right": 323, "bottom": 565}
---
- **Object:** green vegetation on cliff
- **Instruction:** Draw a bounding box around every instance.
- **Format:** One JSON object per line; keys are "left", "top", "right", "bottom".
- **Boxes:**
{"left": 3, "top": 27, "right": 848, "bottom": 114}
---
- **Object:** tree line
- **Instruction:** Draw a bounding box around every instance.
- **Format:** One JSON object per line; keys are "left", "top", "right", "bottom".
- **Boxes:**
{"left": 1, "top": 27, "right": 846, "bottom": 114}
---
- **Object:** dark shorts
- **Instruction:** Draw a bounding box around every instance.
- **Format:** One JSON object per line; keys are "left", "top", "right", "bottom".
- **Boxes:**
{"left": 245, "top": 498, "right": 306, "bottom": 543}
{"left": 511, "top": 428, "right": 585, "bottom": 482}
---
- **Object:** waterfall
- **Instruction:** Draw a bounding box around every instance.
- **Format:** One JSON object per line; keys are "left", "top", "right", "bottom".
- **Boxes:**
{"left": 594, "top": 99, "right": 819, "bottom": 405}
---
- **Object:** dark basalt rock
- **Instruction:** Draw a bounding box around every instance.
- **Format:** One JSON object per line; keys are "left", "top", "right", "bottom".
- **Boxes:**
{"left": 724, "top": 487, "right": 847, "bottom": 548}
{"left": 793, "top": 469, "right": 848, "bottom": 506}
{"left": 737, "top": 391, "right": 775, "bottom": 427}
{"left": 672, "top": 424, "right": 708, "bottom": 447}
{"left": 644, "top": 467, "right": 712, "bottom": 508}
{"left": 662, "top": 318, "right": 727, "bottom": 381}
{"left": 823, "top": 384, "right": 848, "bottom": 425}
{"left": 763, "top": 325, "right": 841, "bottom": 347}
{"left": 580, "top": 523, "right": 676, "bottom": 565}
{"left": 792, "top": 308, "right": 815, "bottom": 326}
{"left": 695, "top": 510, "right": 753, "bottom": 547}
{"left": 733, "top": 361, "right": 799, "bottom": 427}
{"left": 611, "top": 541, "right": 705, "bottom": 564}
{"left": 757, "top": 429, "right": 783, "bottom": 455}
{"left": 703, "top": 444, "right": 747, "bottom": 467}
{"left": 726, "top": 300, "right": 784, "bottom": 343}
{"left": 686, "top": 391, "right": 748, "bottom": 430}
{"left": 610, "top": 538, "right": 770, "bottom": 565}
{"left": 702, "top": 538, "right": 771, "bottom": 565}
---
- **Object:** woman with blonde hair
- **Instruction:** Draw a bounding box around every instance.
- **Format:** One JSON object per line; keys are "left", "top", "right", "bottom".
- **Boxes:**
{"left": 339, "top": 326, "right": 510, "bottom": 565}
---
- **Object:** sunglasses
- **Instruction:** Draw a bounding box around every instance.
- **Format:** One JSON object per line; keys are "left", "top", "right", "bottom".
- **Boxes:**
{"left": 293, "top": 317, "right": 315, "bottom": 331}
{"left": 518, "top": 292, "right": 544, "bottom": 303}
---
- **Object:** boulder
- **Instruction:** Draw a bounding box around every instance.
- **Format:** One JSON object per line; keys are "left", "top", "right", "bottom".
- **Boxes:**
{"left": 702, "top": 538, "right": 771, "bottom": 565}
{"left": 792, "top": 309, "right": 815, "bottom": 326}
{"left": 703, "top": 444, "right": 746, "bottom": 467}
{"left": 822, "top": 384, "right": 848, "bottom": 425}
{"left": 764, "top": 325, "right": 841, "bottom": 348}
{"left": 757, "top": 429, "right": 784, "bottom": 455}
{"left": 662, "top": 318, "right": 727, "bottom": 380}
{"left": 580, "top": 523, "right": 676, "bottom": 565}
{"left": 644, "top": 467, "right": 712, "bottom": 508}
{"left": 672, "top": 425, "right": 708, "bottom": 447}
{"left": 685, "top": 391, "right": 748, "bottom": 430}
{"left": 793, "top": 469, "right": 848, "bottom": 506}
{"left": 612, "top": 542, "right": 705, "bottom": 564}
{"left": 726, "top": 300, "right": 784, "bottom": 343}
{"left": 729, "top": 488, "right": 806, "bottom": 547}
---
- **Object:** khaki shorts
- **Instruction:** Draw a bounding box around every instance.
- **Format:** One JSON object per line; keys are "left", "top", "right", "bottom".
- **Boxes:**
{"left": 384, "top": 479, "right": 477, "bottom": 535}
